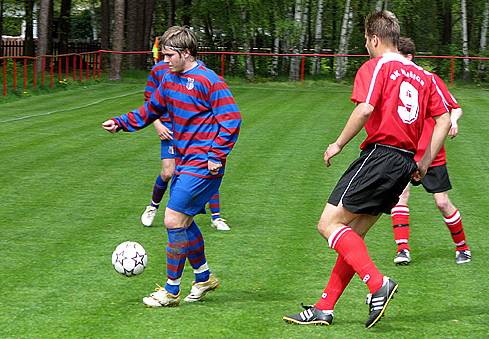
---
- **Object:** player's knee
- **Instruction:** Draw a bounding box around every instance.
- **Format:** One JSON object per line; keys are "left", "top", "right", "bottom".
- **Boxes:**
{"left": 434, "top": 195, "right": 451, "bottom": 213}
{"left": 317, "top": 220, "right": 334, "bottom": 239}
{"left": 164, "top": 214, "right": 179, "bottom": 229}
{"left": 160, "top": 171, "right": 172, "bottom": 182}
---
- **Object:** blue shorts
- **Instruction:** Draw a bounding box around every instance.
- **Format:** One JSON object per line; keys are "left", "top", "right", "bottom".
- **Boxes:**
{"left": 160, "top": 139, "right": 176, "bottom": 159}
{"left": 167, "top": 174, "right": 222, "bottom": 216}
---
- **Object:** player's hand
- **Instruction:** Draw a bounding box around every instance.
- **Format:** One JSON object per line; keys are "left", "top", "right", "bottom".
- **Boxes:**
{"left": 411, "top": 162, "right": 428, "bottom": 182}
{"left": 324, "top": 142, "right": 342, "bottom": 167}
{"left": 448, "top": 122, "right": 458, "bottom": 139}
{"left": 208, "top": 160, "right": 222, "bottom": 175}
{"left": 102, "top": 119, "right": 118, "bottom": 133}
{"left": 156, "top": 125, "right": 173, "bottom": 140}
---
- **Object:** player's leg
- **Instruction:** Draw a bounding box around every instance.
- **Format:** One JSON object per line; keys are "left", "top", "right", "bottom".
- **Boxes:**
{"left": 433, "top": 191, "right": 471, "bottom": 264}
{"left": 184, "top": 220, "right": 220, "bottom": 302}
{"left": 141, "top": 140, "right": 176, "bottom": 227}
{"left": 311, "top": 214, "right": 379, "bottom": 322}
{"left": 209, "top": 191, "right": 230, "bottom": 231}
{"left": 424, "top": 165, "right": 471, "bottom": 264}
{"left": 391, "top": 184, "right": 412, "bottom": 265}
{"left": 143, "top": 207, "right": 192, "bottom": 307}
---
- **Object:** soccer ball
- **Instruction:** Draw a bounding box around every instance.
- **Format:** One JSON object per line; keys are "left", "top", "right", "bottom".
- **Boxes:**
{"left": 112, "top": 241, "right": 148, "bottom": 276}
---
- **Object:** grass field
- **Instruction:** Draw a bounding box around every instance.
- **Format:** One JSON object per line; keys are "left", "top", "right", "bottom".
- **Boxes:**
{"left": 1, "top": 78, "right": 489, "bottom": 338}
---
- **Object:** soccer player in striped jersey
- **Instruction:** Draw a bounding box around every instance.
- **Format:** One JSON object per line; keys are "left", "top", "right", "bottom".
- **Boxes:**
{"left": 140, "top": 60, "right": 231, "bottom": 231}
{"left": 391, "top": 37, "right": 471, "bottom": 265}
{"left": 102, "top": 26, "right": 241, "bottom": 307}
{"left": 283, "top": 11, "right": 451, "bottom": 329}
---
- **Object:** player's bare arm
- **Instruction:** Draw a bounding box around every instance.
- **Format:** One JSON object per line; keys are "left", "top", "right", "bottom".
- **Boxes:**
{"left": 324, "top": 102, "right": 374, "bottom": 167}
{"left": 102, "top": 119, "right": 118, "bottom": 133}
{"left": 154, "top": 119, "right": 173, "bottom": 140}
{"left": 413, "top": 112, "right": 451, "bottom": 181}
{"left": 449, "top": 107, "right": 463, "bottom": 138}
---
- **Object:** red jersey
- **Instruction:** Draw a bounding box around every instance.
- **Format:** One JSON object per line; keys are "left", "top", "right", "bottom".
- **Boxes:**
{"left": 414, "top": 73, "right": 460, "bottom": 166}
{"left": 351, "top": 52, "right": 448, "bottom": 153}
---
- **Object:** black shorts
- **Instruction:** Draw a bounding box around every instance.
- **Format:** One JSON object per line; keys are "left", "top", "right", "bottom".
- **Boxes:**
{"left": 328, "top": 144, "right": 417, "bottom": 215}
{"left": 418, "top": 164, "right": 452, "bottom": 193}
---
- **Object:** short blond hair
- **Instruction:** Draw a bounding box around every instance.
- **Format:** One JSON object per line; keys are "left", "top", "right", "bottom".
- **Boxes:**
{"left": 161, "top": 26, "right": 198, "bottom": 57}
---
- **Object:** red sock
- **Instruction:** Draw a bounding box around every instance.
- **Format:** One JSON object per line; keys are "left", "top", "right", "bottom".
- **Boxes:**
{"left": 444, "top": 209, "right": 469, "bottom": 251}
{"left": 315, "top": 255, "right": 355, "bottom": 311}
{"left": 391, "top": 204, "right": 410, "bottom": 251}
{"left": 328, "top": 226, "right": 384, "bottom": 293}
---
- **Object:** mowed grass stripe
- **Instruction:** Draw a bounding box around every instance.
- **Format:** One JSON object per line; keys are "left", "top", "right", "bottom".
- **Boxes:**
{"left": 1, "top": 80, "right": 488, "bottom": 338}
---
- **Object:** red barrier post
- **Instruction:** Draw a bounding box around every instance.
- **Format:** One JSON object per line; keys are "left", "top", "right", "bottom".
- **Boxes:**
{"left": 92, "top": 53, "right": 97, "bottom": 79}
{"left": 33, "top": 59, "right": 37, "bottom": 89}
{"left": 50, "top": 56, "right": 55, "bottom": 88}
{"left": 3, "top": 59, "right": 7, "bottom": 96}
{"left": 41, "top": 56, "right": 46, "bottom": 88}
{"left": 65, "top": 55, "right": 69, "bottom": 79}
{"left": 79, "top": 55, "right": 83, "bottom": 81}
{"left": 450, "top": 57, "right": 454, "bottom": 86}
{"left": 98, "top": 51, "right": 102, "bottom": 79}
{"left": 300, "top": 56, "right": 305, "bottom": 81}
{"left": 58, "top": 56, "right": 62, "bottom": 82}
{"left": 73, "top": 54, "right": 77, "bottom": 80}
{"left": 13, "top": 59, "right": 17, "bottom": 92}
{"left": 24, "top": 58, "right": 28, "bottom": 91}
{"left": 86, "top": 54, "right": 90, "bottom": 80}
{"left": 220, "top": 54, "right": 225, "bottom": 77}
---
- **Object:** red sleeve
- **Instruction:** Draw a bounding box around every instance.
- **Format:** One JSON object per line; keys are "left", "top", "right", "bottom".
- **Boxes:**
{"left": 433, "top": 73, "right": 460, "bottom": 109}
{"left": 351, "top": 58, "right": 383, "bottom": 108}
{"left": 427, "top": 75, "right": 450, "bottom": 118}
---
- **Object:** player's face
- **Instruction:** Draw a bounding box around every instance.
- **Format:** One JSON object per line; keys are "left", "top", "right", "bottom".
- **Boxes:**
{"left": 364, "top": 34, "right": 379, "bottom": 58}
{"left": 162, "top": 48, "right": 186, "bottom": 72}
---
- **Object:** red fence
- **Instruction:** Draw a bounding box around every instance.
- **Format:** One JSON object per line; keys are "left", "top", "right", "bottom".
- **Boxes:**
{"left": 1, "top": 50, "right": 489, "bottom": 97}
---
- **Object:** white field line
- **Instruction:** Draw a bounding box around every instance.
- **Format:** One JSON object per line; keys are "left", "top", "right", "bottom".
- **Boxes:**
{"left": 0, "top": 90, "right": 141, "bottom": 124}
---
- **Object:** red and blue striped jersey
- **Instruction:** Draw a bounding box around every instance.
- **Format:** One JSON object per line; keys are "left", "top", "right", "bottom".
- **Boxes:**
{"left": 113, "top": 61, "right": 242, "bottom": 179}
{"left": 144, "top": 61, "right": 171, "bottom": 127}
{"left": 144, "top": 61, "right": 170, "bottom": 101}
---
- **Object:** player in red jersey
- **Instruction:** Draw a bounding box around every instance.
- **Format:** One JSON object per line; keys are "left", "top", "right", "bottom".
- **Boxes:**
{"left": 391, "top": 37, "right": 471, "bottom": 266}
{"left": 283, "top": 11, "right": 451, "bottom": 329}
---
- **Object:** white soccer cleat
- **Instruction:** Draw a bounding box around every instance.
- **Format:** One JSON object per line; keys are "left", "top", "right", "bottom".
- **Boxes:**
{"left": 210, "top": 218, "right": 230, "bottom": 231}
{"left": 143, "top": 286, "right": 180, "bottom": 307}
{"left": 184, "top": 274, "right": 220, "bottom": 302}
{"left": 141, "top": 205, "right": 158, "bottom": 227}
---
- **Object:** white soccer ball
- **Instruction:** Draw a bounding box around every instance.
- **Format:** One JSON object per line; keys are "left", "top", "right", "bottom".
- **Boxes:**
{"left": 111, "top": 241, "right": 148, "bottom": 276}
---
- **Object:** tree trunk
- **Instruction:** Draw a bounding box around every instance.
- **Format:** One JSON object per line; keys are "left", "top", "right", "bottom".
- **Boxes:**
{"left": 110, "top": 0, "right": 125, "bottom": 80}
{"left": 0, "top": 0, "right": 4, "bottom": 57}
{"left": 335, "top": 0, "right": 353, "bottom": 82}
{"left": 58, "top": 0, "right": 72, "bottom": 55}
{"left": 126, "top": 1, "right": 139, "bottom": 69}
{"left": 24, "top": 0, "right": 35, "bottom": 56}
{"left": 182, "top": 0, "right": 192, "bottom": 26}
{"left": 101, "top": 0, "right": 111, "bottom": 50}
{"left": 479, "top": 0, "right": 489, "bottom": 77}
{"left": 37, "top": 0, "right": 51, "bottom": 69}
{"left": 168, "top": 0, "right": 176, "bottom": 27}
{"left": 289, "top": 0, "right": 304, "bottom": 81}
{"left": 311, "top": 0, "right": 324, "bottom": 75}
{"left": 90, "top": 0, "right": 98, "bottom": 40}
{"left": 143, "top": 0, "right": 156, "bottom": 68}
{"left": 375, "top": 0, "right": 383, "bottom": 11}
{"left": 240, "top": 9, "right": 255, "bottom": 81}
{"left": 460, "top": 0, "right": 470, "bottom": 81}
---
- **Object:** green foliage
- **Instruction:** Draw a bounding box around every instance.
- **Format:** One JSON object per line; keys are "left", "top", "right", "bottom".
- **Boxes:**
{"left": 70, "top": 10, "right": 94, "bottom": 40}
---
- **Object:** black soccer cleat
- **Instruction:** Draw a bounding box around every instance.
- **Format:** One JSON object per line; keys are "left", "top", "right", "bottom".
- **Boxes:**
{"left": 365, "top": 277, "right": 398, "bottom": 329}
{"left": 393, "top": 249, "right": 411, "bottom": 265}
{"left": 283, "top": 304, "right": 333, "bottom": 326}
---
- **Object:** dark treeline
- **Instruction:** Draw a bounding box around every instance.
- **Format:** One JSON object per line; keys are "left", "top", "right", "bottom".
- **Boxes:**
{"left": 1, "top": 0, "right": 488, "bottom": 81}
